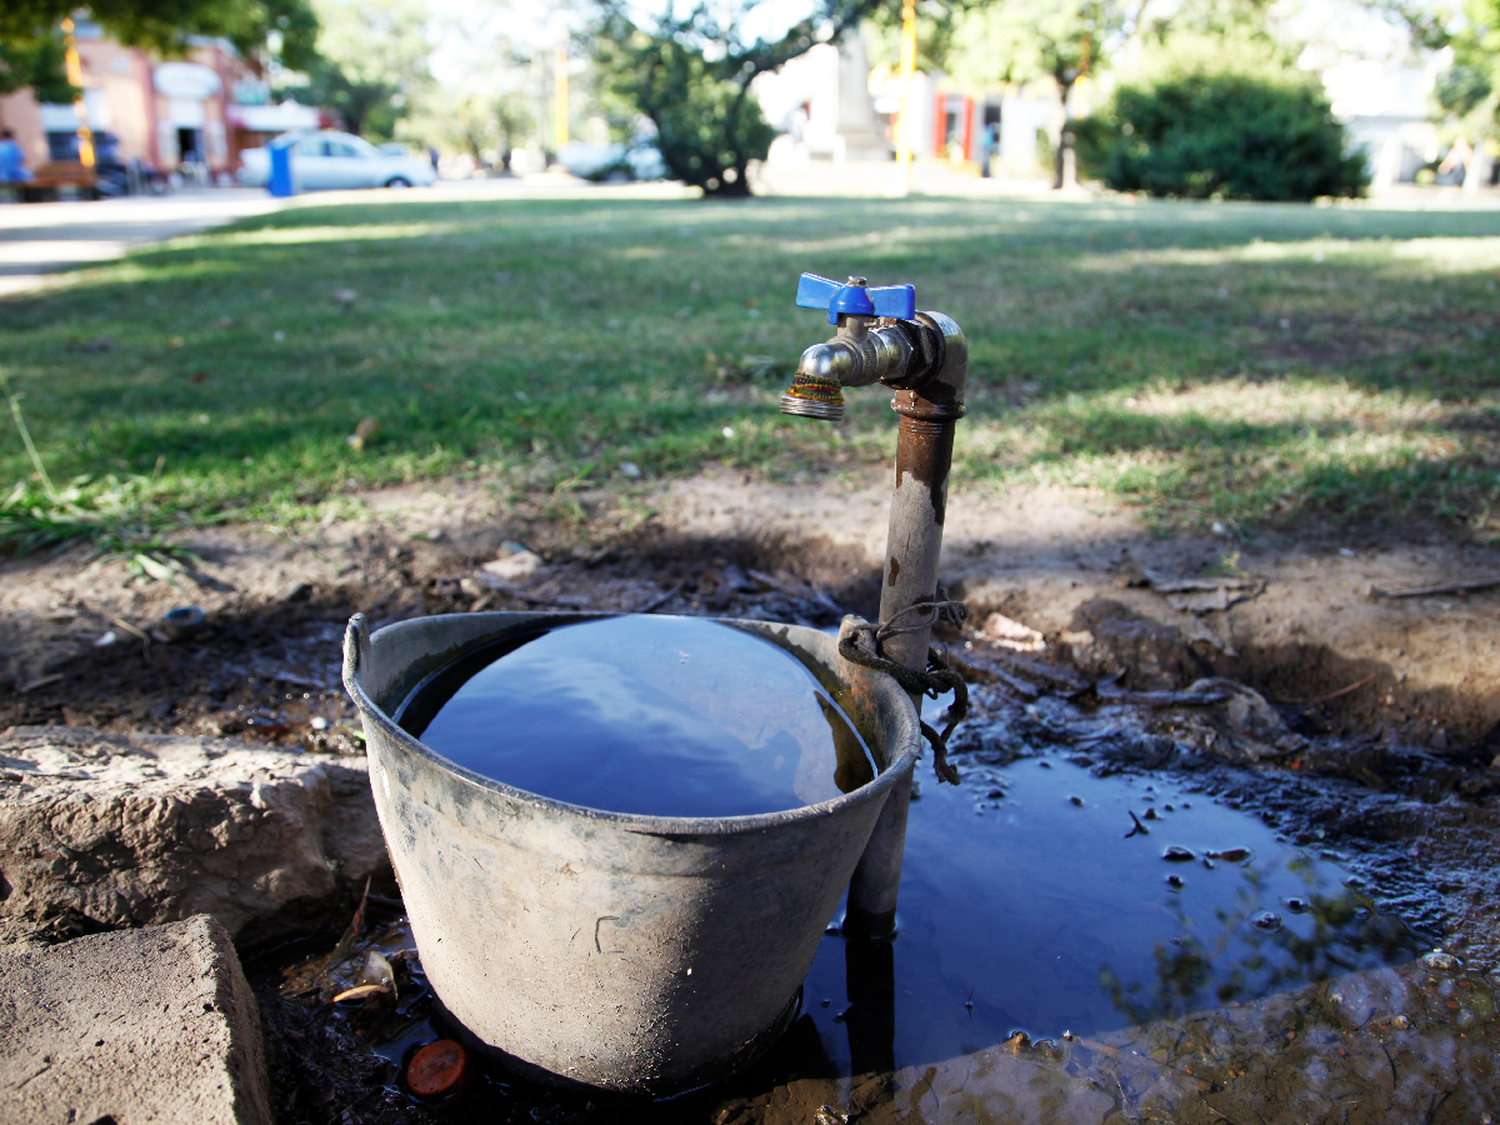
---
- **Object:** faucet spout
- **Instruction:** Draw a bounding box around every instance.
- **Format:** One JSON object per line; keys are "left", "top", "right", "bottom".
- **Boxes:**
{"left": 779, "top": 321, "right": 925, "bottom": 422}
{"left": 780, "top": 341, "right": 852, "bottom": 420}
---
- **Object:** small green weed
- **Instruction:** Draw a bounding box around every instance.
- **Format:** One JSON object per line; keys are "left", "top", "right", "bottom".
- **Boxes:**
{"left": 2, "top": 370, "right": 203, "bottom": 577}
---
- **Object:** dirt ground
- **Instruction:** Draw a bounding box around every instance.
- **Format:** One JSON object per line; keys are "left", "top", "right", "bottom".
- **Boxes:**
{"left": 4, "top": 470, "right": 1500, "bottom": 1122}
{"left": 5, "top": 465, "right": 1499, "bottom": 944}
{"left": 5, "top": 470, "right": 1499, "bottom": 752}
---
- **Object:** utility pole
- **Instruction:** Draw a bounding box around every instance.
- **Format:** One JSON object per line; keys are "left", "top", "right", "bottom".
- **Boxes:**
{"left": 554, "top": 45, "right": 568, "bottom": 152}
{"left": 61, "top": 18, "right": 95, "bottom": 169}
{"left": 894, "top": 0, "right": 917, "bottom": 197}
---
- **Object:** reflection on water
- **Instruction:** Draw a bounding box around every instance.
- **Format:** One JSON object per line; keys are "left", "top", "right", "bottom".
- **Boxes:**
{"left": 800, "top": 756, "right": 1422, "bottom": 1069}
{"left": 1103, "top": 858, "right": 1419, "bottom": 1028}
{"left": 397, "top": 615, "right": 875, "bottom": 817}
{"left": 716, "top": 755, "right": 1497, "bottom": 1124}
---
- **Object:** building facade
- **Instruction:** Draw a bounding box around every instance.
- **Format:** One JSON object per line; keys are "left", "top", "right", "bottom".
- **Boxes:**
{"left": 0, "top": 21, "right": 324, "bottom": 183}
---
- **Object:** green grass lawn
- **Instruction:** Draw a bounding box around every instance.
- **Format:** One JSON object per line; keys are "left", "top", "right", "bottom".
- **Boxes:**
{"left": 2, "top": 191, "right": 1498, "bottom": 550}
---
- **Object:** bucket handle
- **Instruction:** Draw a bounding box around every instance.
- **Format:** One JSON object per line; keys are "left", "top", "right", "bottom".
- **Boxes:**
{"left": 343, "top": 612, "right": 373, "bottom": 689}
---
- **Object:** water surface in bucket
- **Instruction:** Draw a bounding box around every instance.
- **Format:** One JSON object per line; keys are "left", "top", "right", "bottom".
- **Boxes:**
{"left": 398, "top": 615, "right": 877, "bottom": 817}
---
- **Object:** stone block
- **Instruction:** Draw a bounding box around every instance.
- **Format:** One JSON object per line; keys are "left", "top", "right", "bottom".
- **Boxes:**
{"left": 0, "top": 914, "right": 271, "bottom": 1125}
{"left": 0, "top": 726, "right": 386, "bottom": 944}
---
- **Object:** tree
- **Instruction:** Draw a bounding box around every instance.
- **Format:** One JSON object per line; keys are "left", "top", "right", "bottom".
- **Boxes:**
{"left": 591, "top": 0, "right": 889, "bottom": 197}
{"left": 0, "top": 32, "right": 75, "bottom": 99}
{"left": 288, "top": 54, "right": 409, "bottom": 139}
{"left": 1, "top": 0, "right": 318, "bottom": 76}
{"left": 1075, "top": 73, "right": 1368, "bottom": 199}
{"left": 409, "top": 82, "right": 534, "bottom": 170}
{"left": 277, "top": 0, "right": 431, "bottom": 138}
{"left": 1430, "top": 0, "right": 1500, "bottom": 188}
{"left": 872, "top": 0, "right": 1286, "bottom": 187}
{"left": 1069, "top": 8, "right": 1367, "bottom": 200}
{"left": 946, "top": 0, "right": 1126, "bottom": 186}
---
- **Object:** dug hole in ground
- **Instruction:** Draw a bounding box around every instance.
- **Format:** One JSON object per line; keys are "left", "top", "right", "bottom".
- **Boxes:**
{"left": 2, "top": 470, "right": 1499, "bottom": 1124}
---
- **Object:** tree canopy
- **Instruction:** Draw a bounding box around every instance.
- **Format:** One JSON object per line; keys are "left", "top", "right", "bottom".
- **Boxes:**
{"left": 276, "top": 0, "right": 432, "bottom": 138}
{"left": 1076, "top": 72, "right": 1368, "bottom": 199}
{"left": 1069, "top": 2, "right": 1365, "bottom": 200}
{"left": 0, "top": 32, "right": 76, "bottom": 99}
{"left": 1432, "top": 0, "right": 1500, "bottom": 152}
{"left": 0, "top": 0, "right": 319, "bottom": 74}
{"left": 591, "top": 0, "right": 890, "bottom": 196}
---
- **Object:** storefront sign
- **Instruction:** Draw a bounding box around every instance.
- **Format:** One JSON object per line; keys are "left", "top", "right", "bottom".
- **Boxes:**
{"left": 232, "top": 78, "right": 271, "bottom": 106}
{"left": 153, "top": 62, "right": 221, "bottom": 101}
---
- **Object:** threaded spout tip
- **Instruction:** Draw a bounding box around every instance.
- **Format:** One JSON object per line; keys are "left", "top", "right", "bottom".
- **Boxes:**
{"left": 780, "top": 372, "right": 844, "bottom": 421}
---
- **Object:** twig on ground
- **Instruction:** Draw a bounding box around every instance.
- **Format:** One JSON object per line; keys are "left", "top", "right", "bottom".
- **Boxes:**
{"left": 250, "top": 662, "right": 333, "bottom": 691}
{"left": 1370, "top": 577, "right": 1500, "bottom": 599}
{"left": 635, "top": 580, "right": 684, "bottom": 614}
{"left": 477, "top": 578, "right": 585, "bottom": 610}
{"left": 1095, "top": 678, "right": 1231, "bottom": 706}
{"left": 110, "top": 617, "right": 152, "bottom": 657}
{"left": 1071, "top": 1035, "right": 1212, "bottom": 1093}
{"left": 987, "top": 663, "right": 1044, "bottom": 699}
{"left": 1272, "top": 673, "right": 1378, "bottom": 706}
{"left": 326, "top": 876, "right": 372, "bottom": 972}
{"left": 952, "top": 651, "right": 1056, "bottom": 699}
{"left": 965, "top": 647, "right": 1090, "bottom": 691}
{"left": 1153, "top": 577, "right": 1261, "bottom": 594}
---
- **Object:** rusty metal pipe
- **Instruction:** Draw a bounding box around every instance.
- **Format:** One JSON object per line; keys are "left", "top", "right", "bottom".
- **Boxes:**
{"left": 845, "top": 310, "right": 966, "bottom": 940}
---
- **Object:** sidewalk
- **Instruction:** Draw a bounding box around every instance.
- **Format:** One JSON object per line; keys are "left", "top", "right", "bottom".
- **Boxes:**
{"left": 0, "top": 189, "right": 282, "bottom": 298}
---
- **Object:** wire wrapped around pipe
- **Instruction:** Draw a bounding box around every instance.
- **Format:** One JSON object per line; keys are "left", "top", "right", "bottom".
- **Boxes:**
{"left": 838, "top": 624, "right": 968, "bottom": 786}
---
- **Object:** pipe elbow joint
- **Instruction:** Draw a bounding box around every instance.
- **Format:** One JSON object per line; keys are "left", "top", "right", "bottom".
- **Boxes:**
{"left": 889, "top": 311, "right": 967, "bottom": 421}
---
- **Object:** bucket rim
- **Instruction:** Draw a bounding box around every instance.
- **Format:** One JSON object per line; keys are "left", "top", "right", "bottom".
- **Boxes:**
{"left": 342, "top": 610, "right": 923, "bottom": 836}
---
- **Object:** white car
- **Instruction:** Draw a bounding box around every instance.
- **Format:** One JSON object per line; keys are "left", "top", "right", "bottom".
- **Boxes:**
{"left": 556, "top": 141, "right": 668, "bottom": 182}
{"left": 237, "top": 130, "right": 436, "bottom": 190}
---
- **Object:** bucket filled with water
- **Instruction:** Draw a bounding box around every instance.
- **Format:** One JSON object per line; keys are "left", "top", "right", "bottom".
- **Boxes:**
{"left": 342, "top": 611, "right": 920, "bottom": 1094}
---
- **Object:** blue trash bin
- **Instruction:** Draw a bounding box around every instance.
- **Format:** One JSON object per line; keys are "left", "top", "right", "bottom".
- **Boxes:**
{"left": 268, "top": 143, "right": 295, "bottom": 197}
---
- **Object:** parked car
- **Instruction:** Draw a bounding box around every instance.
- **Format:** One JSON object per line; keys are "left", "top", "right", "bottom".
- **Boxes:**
{"left": 237, "top": 131, "right": 436, "bottom": 190}
{"left": 556, "top": 140, "right": 667, "bottom": 182}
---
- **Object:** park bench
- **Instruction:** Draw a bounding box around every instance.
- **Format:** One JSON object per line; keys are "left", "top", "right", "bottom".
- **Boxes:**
{"left": 12, "top": 161, "right": 97, "bottom": 202}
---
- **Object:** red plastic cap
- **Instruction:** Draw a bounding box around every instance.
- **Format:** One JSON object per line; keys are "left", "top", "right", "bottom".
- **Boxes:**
{"left": 408, "top": 1039, "right": 469, "bottom": 1099}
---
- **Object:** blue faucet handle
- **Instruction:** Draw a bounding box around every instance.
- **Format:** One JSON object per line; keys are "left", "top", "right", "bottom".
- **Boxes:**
{"left": 796, "top": 272, "right": 917, "bottom": 325}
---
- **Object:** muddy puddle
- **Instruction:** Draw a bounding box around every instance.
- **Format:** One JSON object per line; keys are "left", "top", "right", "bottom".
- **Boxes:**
{"left": 257, "top": 738, "right": 1500, "bottom": 1125}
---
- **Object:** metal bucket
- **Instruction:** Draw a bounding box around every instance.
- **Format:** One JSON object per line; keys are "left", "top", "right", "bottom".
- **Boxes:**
{"left": 342, "top": 611, "right": 920, "bottom": 1095}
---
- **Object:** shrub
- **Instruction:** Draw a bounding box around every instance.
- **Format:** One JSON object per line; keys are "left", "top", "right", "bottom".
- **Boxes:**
{"left": 1076, "top": 73, "right": 1368, "bottom": 201}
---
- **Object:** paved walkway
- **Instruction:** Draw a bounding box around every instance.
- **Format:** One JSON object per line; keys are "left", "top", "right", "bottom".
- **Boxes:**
{"left": 0, "top": 189, "right": 282, "bottom": 298}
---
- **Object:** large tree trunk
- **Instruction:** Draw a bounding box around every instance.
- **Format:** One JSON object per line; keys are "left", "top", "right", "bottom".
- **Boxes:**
{"left": 1052, "top": 79, "right": 1076, "bottom": 191}
{"left": 1464, "top": 144, "right": 1493, "bottom": 194}
{"left": 704, "top": 176, "right": 752, "bottom": 198}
